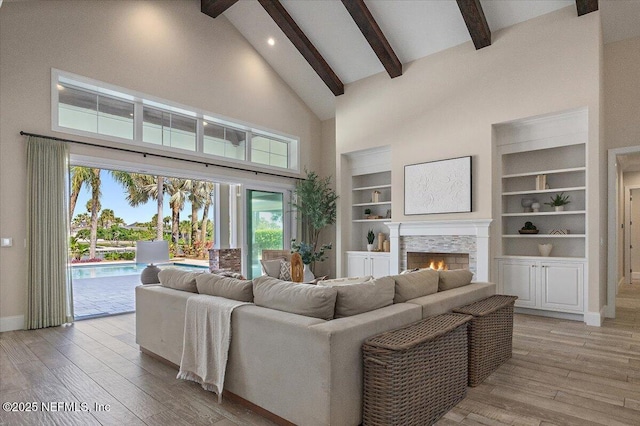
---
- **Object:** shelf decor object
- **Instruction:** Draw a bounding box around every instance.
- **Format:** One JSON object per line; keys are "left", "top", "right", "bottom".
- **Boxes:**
{"left": 538, "top": 244, "right": 553, "bottom": 257}
{"left": 404, "top": 156, "right": 472, "bottom": 215}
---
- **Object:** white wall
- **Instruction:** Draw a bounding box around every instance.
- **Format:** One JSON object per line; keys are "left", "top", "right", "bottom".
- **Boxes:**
{"left": 0, "top": 1, "right": 323, "bottom": 328}
{"left": 605, "top": 36, "right": 640, "bottom": 151}
{"left": 334, "top": 7, "right": 604, "bottom": 314}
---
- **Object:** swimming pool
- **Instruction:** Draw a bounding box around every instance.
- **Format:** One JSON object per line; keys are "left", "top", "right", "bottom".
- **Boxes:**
{"left": 70, "top": 263, "right": 209, "bottom": 280}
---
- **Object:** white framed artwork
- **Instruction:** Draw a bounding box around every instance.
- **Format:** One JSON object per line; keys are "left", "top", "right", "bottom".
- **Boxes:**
{"left": 404, "top": 156, "right": 472, "bottom": 215}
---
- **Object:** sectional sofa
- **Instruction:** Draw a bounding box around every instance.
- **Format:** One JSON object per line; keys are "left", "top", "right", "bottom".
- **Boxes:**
{"left": 135, "top": 268, "right": 495, "bottom": 426}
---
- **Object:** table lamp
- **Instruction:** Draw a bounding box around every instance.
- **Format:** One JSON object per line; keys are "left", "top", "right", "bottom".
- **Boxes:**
{"left": 136, "top": 240, "right": 169, "bottom": 284}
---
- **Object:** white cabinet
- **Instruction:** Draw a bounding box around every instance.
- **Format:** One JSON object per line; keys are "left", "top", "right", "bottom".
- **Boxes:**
{"left": 346, "top": 252, "right": 390, "bottom": 278}
{"left": 497, "top": 258, "right": 584, "bottom": 314}
{"left": 498, "top": 259, "right": 536, "bottom": 308}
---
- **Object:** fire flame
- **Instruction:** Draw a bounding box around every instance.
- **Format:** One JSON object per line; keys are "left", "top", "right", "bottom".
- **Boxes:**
{"left": 428, "top": 260, "right": 448, "bottom": 271}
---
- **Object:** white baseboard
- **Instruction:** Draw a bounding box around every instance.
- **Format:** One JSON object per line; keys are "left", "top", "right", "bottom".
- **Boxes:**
{"left": 514, "top": 307, "right": 583, "bottom": 322}
{"left": 633, "top": 272, "right": 640, "bottom": 280}
{"left": 0, "top": 315, "right": 24, "bottom": 332}
{"left": 584, "top": 307, "right": 605, "bottom": 327}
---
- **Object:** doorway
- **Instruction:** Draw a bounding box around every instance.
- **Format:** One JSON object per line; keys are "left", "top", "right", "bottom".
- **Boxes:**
{"left": 246, "top": 189, "right": 287, "bottom": 279}
{"left": 607, "top": 146, "right": 640, "bottom": 319}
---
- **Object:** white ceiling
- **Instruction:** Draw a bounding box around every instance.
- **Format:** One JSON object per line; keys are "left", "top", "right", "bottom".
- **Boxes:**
{"left": 225, "top": 0, "right": 638, "bottom": 121}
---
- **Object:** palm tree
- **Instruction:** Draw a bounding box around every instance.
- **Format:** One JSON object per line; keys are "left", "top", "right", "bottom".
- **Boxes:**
{"left": 69, "top": 166, "right": 93, "bottom": 222}
{"left": 165, "top": 178, "right": 188, "bottom": 244}
{"left": 99, "top": 208, "right": 115, "bottom": 228}
{"left": 184, "top": 179, "right": 211, "bottom": 244}
{"left": 112, "top": 172, "right": 165, "bottom": 241}
{"left": 86, "top": 168, "right": 102, "bottom": 259}
{"left": 200, "top": 182, "right": 215, "bottom": 244}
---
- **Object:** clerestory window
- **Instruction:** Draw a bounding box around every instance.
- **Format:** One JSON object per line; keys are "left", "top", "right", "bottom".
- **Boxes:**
{"left": 52, "top": 70, "right": 300, "bottom": 173}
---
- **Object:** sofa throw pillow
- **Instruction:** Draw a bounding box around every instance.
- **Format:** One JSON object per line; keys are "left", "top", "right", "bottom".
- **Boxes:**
{"left": 158, "top": 268, "right": 200, "bottom": 293}
{"left": 279, "top": 261, "right": 292, "bottom": 281}
{"left": 438, "top": 269, "right": 474, "bottom": 291}
{"left": 333, "top": 276, "right": 395, "bottom": 318}
{"left": 260, "top": 259, "right": 283, "bottom": 278}
{"left": 252, "top": 276, "right": 337, "bottom": 321}
{"left": 196, "top": 273, "right": 253, "bottom": 302}
{"left": 317, "top": 276, "right": 374, "bottom": 287}
{"left": 391, "top": 268, "right": 439, "bottom": 303}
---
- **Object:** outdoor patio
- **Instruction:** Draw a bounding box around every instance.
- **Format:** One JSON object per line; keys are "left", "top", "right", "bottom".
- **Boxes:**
{"left": 72, "top": 259, "right": 209, "bottom": 320}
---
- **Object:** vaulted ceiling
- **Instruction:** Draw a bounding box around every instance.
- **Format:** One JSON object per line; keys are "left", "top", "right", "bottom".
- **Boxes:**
{"left": 203, "top": 0, "right": 639, "bottom": 120}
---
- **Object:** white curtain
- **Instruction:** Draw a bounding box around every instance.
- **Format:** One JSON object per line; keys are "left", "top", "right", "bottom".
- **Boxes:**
{"left": 25, "top": 136, "right": 74, "bottom": 329}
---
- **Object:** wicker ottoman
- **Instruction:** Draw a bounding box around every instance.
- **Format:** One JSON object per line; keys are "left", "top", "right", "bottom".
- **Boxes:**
{"left": 362, "top": 313, "right": 472, "bottom": 426}
{"left": 453, "top": 295, "right": 518, "bottom": 387}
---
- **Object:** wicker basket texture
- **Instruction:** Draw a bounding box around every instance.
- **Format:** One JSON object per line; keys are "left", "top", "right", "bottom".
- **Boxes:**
{"left": 454, "top": 295, "right": 518, "bottom": 386}
{"left": 362, "top": 313, "right": 472, "bottom": 426}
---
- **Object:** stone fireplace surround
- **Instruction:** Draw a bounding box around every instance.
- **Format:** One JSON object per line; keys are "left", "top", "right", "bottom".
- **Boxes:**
{"left": 387, "top": 220, "right": 492, "bottom": 281}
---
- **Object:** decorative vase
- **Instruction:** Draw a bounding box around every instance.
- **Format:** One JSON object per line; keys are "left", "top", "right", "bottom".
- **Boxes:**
{"left": 538, "top": 244, "right": 553, "bottom": 257}
{"left": 555, "top": 206, "right": 564, "bottom": 212}
{"left": 377, "top": 233, "right": 385, "bottom": 251}
{"left": 531, "top": 202, "right": 541, "bottom": 213}
{"left": 521, "top": 198, "right": 534, "bottom": 212}
{"left": 367, "top": 244, "right": 374, "bottom": 252}
{"left": 303, "top": 264, "right": 314, "bottom": 282}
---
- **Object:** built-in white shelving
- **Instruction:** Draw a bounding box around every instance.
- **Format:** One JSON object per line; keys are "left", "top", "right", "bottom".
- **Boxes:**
{"left": 493, "top": 108, "right": 589, "bottom": 318}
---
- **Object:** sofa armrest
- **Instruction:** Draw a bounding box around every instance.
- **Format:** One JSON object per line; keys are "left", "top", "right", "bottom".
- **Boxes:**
{"left": 407, "top": 281, "right": 496, "bottom": 318}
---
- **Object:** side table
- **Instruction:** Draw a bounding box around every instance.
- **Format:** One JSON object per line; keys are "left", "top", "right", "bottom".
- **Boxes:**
{"left": 454, "top": 294, "right": 518, "bottom": 386}
{"left": 362, "top": 313, "right": 472, "bottom": 426}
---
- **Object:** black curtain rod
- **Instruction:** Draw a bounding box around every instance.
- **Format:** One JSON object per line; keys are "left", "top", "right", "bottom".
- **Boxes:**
{"left": 20, "top": 131, "right": 301, "bottom": 180}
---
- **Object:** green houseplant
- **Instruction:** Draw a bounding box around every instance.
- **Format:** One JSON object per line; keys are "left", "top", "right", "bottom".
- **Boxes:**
{"left": 545, "top": 192, "right": 571, "bottom": 211}
{"left": 366, "top": 229, "right": 375, "bottom": 251}
{"left": 291, "top": 169, "right": 338, "bottom": 272}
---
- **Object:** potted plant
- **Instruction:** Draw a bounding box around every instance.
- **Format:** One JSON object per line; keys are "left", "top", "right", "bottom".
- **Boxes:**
{"left": 366, "top": 229, "right": 375, "bottom": 251}
{"left": 519, "top": 221, "right": 539, "bottom": 234}
{"left": 545, "top": 192, "right": 570, "bottom": 211}
{"left": 364, "top": 208, "right": 371, "bottom": 218}
{"left": 291, "top": 239, "right": 332, "bottom": 281}
{"left": 291, "top": 169, "right": 338, "bottom": 273}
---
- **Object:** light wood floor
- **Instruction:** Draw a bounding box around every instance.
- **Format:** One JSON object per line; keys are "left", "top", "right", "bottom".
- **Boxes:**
{"left": 1, "top": 284, "right": 639, "bottom": 426}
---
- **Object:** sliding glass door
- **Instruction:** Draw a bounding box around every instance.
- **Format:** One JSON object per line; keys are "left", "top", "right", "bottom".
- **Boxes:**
{"left": 246, "top": 190, "right": 286, "bottom": 279}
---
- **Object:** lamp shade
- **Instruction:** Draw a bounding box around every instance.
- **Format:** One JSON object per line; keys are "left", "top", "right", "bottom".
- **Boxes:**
{"left": 136, "top": 241, "right": 169, "bottom": 265}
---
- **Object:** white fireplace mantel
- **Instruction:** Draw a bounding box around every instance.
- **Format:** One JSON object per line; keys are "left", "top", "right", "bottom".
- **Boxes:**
{"left": 386, "top": 219, "right": 492, "bottom": 281}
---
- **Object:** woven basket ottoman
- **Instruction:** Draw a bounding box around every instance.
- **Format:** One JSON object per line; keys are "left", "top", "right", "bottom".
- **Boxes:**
{"left": 454, "top": 295, "right": 518, "bottom": 387}
{"left": 362, "top": 313, "right": 472, "bottom": 426}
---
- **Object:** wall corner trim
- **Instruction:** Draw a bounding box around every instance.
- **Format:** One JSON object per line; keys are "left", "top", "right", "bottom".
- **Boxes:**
{"left": 584, "top": 308, "right": 605, "bottom": 326}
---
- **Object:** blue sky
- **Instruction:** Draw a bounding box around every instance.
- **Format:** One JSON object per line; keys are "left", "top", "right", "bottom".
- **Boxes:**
{"left": 74, "top": 171, "right": 199, "bottom": 225}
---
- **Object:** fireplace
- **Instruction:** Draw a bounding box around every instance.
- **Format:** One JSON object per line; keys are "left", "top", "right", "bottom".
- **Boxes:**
{"left": 387, "top": 220, "right": 492, "bottom": 281}
{"left": 407, "top": 252, "right": 470, "bottom": 271}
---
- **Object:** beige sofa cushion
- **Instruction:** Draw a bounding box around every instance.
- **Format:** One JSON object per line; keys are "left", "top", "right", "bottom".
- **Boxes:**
{"left": 317, "top": 276, "right": 373, "bottom": 286}
{"left": 438, "top": 269, "right": 474, "bottom": 291}
{"left": 253, "top": 276, "right": 337, "bottom": 320}
{"left": 196, "top": 273, "right": 253, "bottom": 302}
{"left": 390, "top": 268, "right": 439, "bottom": 303}
{"left": 332, "top": 276, "right": 395, "bottom": 318}
{"left": 158, "top": 268, "right": 200, "bottom": 293}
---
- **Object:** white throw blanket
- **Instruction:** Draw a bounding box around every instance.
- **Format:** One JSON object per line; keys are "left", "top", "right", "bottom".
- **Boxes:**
{"left": 177, "top": 295, "right": 251, "bottom": 402}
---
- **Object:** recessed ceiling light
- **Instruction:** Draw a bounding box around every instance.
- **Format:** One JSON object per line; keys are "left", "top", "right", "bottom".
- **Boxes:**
{"left": 203, "top": 121, "right": 208, "bottom": 126}
{"left": 267, "top": 38, "right": 275, "bottom": 46}
{"left": 57, "top": 84, "right": 65, "bottom": 90}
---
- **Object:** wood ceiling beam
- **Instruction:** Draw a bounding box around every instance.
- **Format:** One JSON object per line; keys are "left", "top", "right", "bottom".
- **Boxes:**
{"left": 201, "top": 0, "right": 238, "bottom": 19}
{"left": 456, "top": 0, "right": 491, "bottom": 50}
{"left": 341, "top": 0, "right": 402, "bottom": 78}
{"left": 576, "top": 0, "right": 598, "bottom": 16}
{"left": 258, "top": 0, "right": 344, "bottom": 96}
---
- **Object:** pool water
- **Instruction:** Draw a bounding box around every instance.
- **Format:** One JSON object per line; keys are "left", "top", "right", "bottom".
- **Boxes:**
{"left": 71, "top": 263, "right": 208, "bottom": 280}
